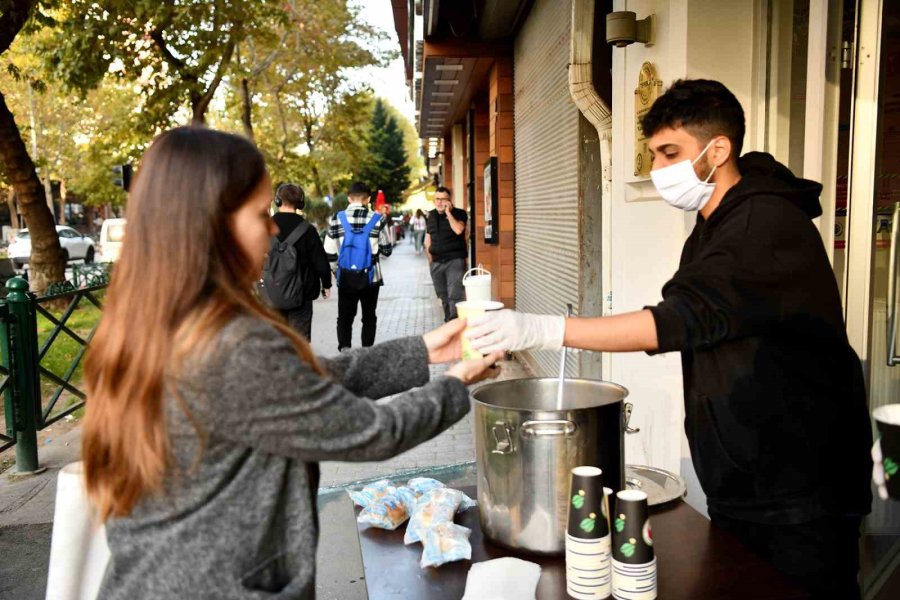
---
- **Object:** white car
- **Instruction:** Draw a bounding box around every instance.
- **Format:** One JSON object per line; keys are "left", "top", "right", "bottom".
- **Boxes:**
{"left": 98, "top": 218, "right": 126, "bottom": 262}
{"left": 8, "top": 225, "right": 96, "bottom": 269}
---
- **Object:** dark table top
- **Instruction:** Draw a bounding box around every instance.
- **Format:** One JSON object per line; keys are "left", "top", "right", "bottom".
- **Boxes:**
{"left": 357, "top": 486, "right": 808, "bottom": 599}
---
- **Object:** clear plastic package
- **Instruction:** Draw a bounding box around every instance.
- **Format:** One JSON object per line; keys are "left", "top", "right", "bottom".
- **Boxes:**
{"left": 407, "top": 477, "right": 445, "bottom": 497}
{"left": 406, "top": 478, "right": 477, "bottom": 512}
{"left": 348, "top": 479, "right": 396, "bottom": 508}
{"left": 356, "top": 490, "right": 414, "bottom": 530}
{"left": 404, "top": 487, "right": 464, "bottom": 545}
{"left": 420, "top": 523, "right": 472, "bottom": 569}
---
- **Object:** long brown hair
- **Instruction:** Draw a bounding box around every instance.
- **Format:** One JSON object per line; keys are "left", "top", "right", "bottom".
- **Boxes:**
{"left": 83, "top": 127, "right": 323, "bottom": 520}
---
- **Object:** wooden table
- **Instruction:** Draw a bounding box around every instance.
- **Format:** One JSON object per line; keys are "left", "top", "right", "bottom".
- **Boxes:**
{"left": 357, "top": 486, "right": 808, "bottom": 599}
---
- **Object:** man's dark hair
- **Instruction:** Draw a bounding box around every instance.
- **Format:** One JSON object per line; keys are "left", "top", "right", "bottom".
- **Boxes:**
{"left": 348, "top": 181, "right": 371, "bottom": 197}
{"left": 641, "top": 79, "right": 746, "bottom": 157}
{"left": 275, "top": 183, "right": 305, "bottom": 209}
{"left": 435, "top": 186, "right": 452, "bottom": 196}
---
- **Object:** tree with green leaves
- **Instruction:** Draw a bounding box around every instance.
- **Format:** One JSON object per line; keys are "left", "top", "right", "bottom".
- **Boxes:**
{"left": 358, "top": 98, "right": 411, "bottom": 204}
{"left": 48, "top": 0, "right": 285, "bottom": 128}
{"left": 0, "top": 0, "right": 64, "bottom": 292}
{"left": 242, "top": 0, "right": 393, "bottom": 198}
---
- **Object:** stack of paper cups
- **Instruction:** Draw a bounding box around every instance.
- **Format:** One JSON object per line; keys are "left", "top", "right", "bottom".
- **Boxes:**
{"left": 611, "top": 490, "right": 657, "bottom": 600}
{"left": 565, "top": 466, "right": 612, "bottom": 599}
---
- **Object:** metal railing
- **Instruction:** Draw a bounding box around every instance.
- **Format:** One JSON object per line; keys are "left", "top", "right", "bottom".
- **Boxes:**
{"left": 0, "top": 264, "right": 110, "bottom": 472}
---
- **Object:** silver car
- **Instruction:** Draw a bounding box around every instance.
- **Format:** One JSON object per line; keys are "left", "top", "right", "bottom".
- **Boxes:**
{"left": 8, "top": 225, "right": 96, "bottom": 269}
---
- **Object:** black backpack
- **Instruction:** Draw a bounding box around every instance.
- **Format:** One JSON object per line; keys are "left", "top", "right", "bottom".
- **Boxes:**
{"left": 260, "top": 221, "right": 311, "bottom": 310}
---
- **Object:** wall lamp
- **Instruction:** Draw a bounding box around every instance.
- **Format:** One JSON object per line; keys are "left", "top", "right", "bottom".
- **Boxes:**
{"left": 606, "top": 11, "right": 654, "bottom": 47}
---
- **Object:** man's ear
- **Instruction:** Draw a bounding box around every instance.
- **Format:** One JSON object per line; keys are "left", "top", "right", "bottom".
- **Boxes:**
{"left": 710, "top": 136, "right": 733, "bottom": 167}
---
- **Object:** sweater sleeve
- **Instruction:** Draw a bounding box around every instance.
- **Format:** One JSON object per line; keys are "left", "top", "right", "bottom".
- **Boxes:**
{"left": 197, "top": 318, "right": 470, "bottom": 462}
{"left": 318, "top": 336, "right": 431, "bottom": 399}
{"left": 648, "top": 199, "right": 818, "bottom": 353}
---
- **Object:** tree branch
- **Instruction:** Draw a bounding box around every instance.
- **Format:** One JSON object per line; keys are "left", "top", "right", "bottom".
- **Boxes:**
{"left": 149, "top": 18, "right": 190, "bottom": 78}
{"left": 192, "top": 23, "right": 241, "bottom": 121}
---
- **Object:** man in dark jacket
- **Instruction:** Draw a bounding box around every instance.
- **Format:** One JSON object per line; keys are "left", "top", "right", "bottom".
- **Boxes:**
{"left": 467, "top": 79, "right": 872, "bottom": 598}
{"left": 271, "top": 183, "right": 332, "bottom": 339}
{"left": 426, "top": 186, "right": 468, "bottom": 321}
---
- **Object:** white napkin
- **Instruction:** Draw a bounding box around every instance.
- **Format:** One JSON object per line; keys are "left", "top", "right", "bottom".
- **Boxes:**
{"left": 45, "top": 461, "right": 111, "bottom": 600}
{"left": 461, "top": 557, "right": 542, "bottom": 600}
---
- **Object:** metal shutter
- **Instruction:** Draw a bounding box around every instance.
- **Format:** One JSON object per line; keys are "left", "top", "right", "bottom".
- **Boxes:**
{"left": 514, "top": 0, "right": 580, "bottom": 377}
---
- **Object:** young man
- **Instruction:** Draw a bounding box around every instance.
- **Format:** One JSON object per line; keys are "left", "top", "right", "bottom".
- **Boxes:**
{"left": 468, "top": 79, "right": 872, "bottom": 598}
{"left": 426, "top": 186, "right": 468, "bottom": 321}
{"left": 268, "top": 183, "right": 332, "bottom": 339}
{"left": 324, "top": 182, "right": 392, "bottom": 350}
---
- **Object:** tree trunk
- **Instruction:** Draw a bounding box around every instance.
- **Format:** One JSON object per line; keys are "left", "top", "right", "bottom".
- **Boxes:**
{"left": 0, "top": 90, "right": 63, "bottom": 292}
{"left": 57, "top": 183, "right": 66, "bottom": 226}
{"left": 190, "top": 91, "right": 206, "bottom": 125}
{"left": 6, "top": 188, "right": 18, "bottom": 229}
{"left": 240, "top": 77, "right": 254, "bottom": 141}
{"left": 310, "top": 163, "right": 323, "bottom": 199}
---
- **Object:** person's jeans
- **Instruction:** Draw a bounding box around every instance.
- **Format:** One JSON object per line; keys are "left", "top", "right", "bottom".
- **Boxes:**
{"left": 279, "top": 300, "right": 314, "bottom": 340}
{"left": 429, "top": 257, "right": 466, "bottom": 321}
{"left": 413, "top": 230, "right": 425, "bottom": 253}
{"left": 337, "top": 285, "right": 380, "bottom": 350}
{"left": 709, "top": 510, "right": 862, "bottom": 599}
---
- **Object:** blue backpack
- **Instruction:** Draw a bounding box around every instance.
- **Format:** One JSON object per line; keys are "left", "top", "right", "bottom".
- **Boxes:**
{"left": 336, "top": 211, "right": 381, "bottom": 291}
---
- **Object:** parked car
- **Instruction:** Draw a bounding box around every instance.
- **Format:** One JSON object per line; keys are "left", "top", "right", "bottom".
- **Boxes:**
{"left": 8, "top": 225, "right": 96, "bottom": 269}
{"left": 99, "top": 218, "right": 126, "bottom": 262}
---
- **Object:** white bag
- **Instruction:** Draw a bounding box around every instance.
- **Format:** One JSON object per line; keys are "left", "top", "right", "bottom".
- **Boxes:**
{"left": 45, "top": 461, "right": 110, "bottom": 600}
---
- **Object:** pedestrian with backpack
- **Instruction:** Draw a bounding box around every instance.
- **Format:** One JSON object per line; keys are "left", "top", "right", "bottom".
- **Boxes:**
{"left": 261, "top": 183, "right": 331, "bottom": 339}
{"left": 324, "top": 182, "right": 392, "bottom": 351}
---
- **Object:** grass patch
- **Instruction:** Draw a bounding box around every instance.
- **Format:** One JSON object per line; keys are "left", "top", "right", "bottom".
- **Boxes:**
{"left": 35, "top": 291, "right": 105, "bottom": 419}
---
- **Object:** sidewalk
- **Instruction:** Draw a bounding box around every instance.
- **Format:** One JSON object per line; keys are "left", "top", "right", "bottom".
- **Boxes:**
{"left": 312, "top": 239, "right": 526, "bottom": 488}
{"left": 0, "top": 235, "right": 525, "bottom": 599}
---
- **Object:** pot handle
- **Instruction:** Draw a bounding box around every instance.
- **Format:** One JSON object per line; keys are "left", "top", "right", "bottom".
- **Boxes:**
{"left": 491, "top": 422, "right": 514, "bottom": 454}
{"left": 521, "top": 420, "right": 577, "bottom": 437}
{"left": 624, "top": 402, "right": 641, "bottom": 434}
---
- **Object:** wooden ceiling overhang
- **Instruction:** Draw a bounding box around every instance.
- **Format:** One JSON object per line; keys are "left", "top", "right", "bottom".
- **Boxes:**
{"left": 418, "top": 41, "right": 512, "bottom": 140}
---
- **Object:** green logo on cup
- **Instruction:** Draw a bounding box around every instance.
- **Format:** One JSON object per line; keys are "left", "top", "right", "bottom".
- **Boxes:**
{"left": 885, "top": 457, "right": 899, "bottom": 479}
{"left": 580, "top": 513, "right": 596, "bottom": 533}
{"left": 572, "top": 490, "right": 585, "bottom": 509}
{"left": 620, "top": 540, "right": 636, "bottom": 558}
{"left": 614, "top": 515, "right": 625, "bottom": 533}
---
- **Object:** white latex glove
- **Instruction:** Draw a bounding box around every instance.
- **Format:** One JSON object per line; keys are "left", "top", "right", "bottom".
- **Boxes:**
{"left": 873, "top": 439, "right": 890, "bottom": 501}
{"left": 467, "top": 309, "right": 565, "bottom": 353}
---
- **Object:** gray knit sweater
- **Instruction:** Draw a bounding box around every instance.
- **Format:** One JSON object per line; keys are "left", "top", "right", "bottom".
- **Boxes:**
{"left": 98, "top": 315, "right": 471, "bottom": 599}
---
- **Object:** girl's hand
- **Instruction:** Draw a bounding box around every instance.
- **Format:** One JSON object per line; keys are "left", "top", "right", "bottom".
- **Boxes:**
{"left": 422, "top": 318, "right": 466, "bottom": 364}
{"left": 445, "top": 351, "right": 504, "bottom": 385}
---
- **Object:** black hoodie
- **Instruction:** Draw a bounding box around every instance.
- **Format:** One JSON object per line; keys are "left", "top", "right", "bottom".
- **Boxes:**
{"left": 649, "top": 152, "right": 873, "bottom": 524}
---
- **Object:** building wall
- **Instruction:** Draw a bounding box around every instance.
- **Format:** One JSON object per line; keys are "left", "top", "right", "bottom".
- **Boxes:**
{"left": 513, "top": 0, "right": 582, "bottom": 377}
{"left": 474, "top": 58, "right": 516, "bottom": 307}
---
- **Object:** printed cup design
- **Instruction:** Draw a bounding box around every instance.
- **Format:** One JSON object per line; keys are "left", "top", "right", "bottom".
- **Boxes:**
{"left": 566, "top": 466, "right": 612, "bottom": 599}
{"left": 612, "top": 490, "right": 654, "bottom": 564}
{"left": 612, "top": 556, "right": 657, "bottom": 600}
{"left": 874, "top": 404, "right": 900, "bottom": 499}
{"left": 567, "top": 533, "right": 612, "bottom": 600}
{"left": 567, "top": 466, "right": 609, "bottom": 539}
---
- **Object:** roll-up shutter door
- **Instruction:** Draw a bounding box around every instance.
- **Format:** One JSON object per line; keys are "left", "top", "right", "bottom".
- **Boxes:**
{"left": 514, "top": 0, "right": 580, "bottom": 377}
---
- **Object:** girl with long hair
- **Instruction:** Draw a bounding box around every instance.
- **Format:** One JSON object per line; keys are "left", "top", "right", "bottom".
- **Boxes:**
{"left": 82, "top": 127, "right": 501, "bottom": 598}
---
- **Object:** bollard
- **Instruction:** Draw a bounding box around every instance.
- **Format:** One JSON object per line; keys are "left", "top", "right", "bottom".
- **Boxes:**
{"left": 3, "top": 277, "right": 41, "bottom": 472}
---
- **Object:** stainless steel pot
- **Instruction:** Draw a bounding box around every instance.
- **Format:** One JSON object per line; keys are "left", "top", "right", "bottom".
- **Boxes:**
{"left": 471, "top": 377, "right": 630, "bottom": 555}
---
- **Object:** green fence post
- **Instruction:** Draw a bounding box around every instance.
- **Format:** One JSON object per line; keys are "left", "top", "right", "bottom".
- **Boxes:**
{"left": 4, "top": 277, "right": 41, "bottom": 472}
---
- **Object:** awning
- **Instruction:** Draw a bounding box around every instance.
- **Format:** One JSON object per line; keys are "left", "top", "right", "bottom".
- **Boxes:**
{"left": 417, "top": 41, "right": 511, "bottom": 139}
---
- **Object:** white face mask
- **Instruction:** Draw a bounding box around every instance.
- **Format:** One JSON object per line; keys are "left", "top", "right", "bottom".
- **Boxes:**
{"left": 649, "top": 139, "right": 718, "bottom": 212}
